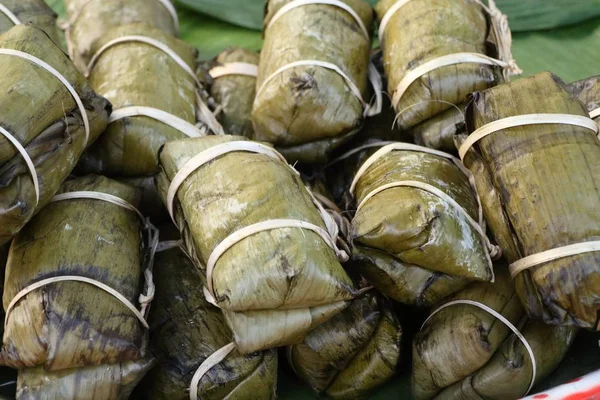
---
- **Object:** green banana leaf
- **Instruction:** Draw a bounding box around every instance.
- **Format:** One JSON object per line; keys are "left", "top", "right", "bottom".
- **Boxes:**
{"left": 176, "top": 0, "right": 600, "bottom": 32}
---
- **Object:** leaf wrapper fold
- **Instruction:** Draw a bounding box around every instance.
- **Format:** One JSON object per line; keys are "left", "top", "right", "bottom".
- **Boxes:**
{"left": 288, "top": 294, "right": 402, "bottom": 400}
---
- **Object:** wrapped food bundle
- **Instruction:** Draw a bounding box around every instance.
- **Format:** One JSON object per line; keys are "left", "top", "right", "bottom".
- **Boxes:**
{"left": 287, "top": 294, "right": 402, "bottom": 399}
{"left": 413, "top": 269, "right": 577, "bottom": 400}
{"left": 63, "top": 0, "right": 179, "bottom": 71}
{"left": 75, "top": 22, "right": 210, "bottom": 177}
{"left": 157, "top": 135, "right": 357, "bottom": 354}
{"left": 0, "top": 0, "right": 62, "bottom": 44}
{"left": 0, "top": 25, "right": 110, "bottom": 246}
{"left": 457, "top": 72, "right": 600, "bottom": 330}
{"left": 206, "top": 48, "right": 260, "bottom": 137}
{"left": 17, "top": 361, "right": 154, "bottom": 400}
{"left": 349, "top": 142, "right": 497, "bottom": 306}
{"left": 375, "top": 0, "right": 519, "bottom": 148}
{"left": 568, "top": 75, "right": 600, "bottom": 121}
{"left": 0, "top": 175, "right": 155, "bottom": 382}
{"left": 252, "top": 0, "right": 378, "bottom": 164}
{"left": 139, "top": 240, "right": 277, "bottom": 400}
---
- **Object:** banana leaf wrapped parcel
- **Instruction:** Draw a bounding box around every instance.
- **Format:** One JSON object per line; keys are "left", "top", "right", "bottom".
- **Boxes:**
{"left": 287, "top": 293, "right": 401, "bottom": 400}
{"left": 157, "top": 135, "right": 357, "bottom": 354}
{"left": 413, "top": 269, "right": 576, "bottom": 400}
{"left": 75, "top": 23, "right": 208, "bottom": 177}
{"left": 205, "top": 48, "right": 260, "bottom": 137}
{"left": 63, "top": 0, "right": 179, "bottom": 71}
{"left": 349, "top": 142, "right": 497, "bottom": 305}
{"left": 568, "top": 75, "right": 600, "bottom": 121}
{"left": 139, "top": 240, "right": 277, "bottom": 400}
{"left": 252, "top": 0, "right": 377, "bottom": 164}
{"left": 0, "top": 25, "right": 110, "bottom": 246}
{"left": 457, "top": 72, "right": 600, "bottom": 330}
{"left": 410, "top": 106, "right": 466, "bottom": 152}
{"left": 375, "top": 0, "right": 519, "bottom": 146}
{"left": 0, "top": 0, "right": 62, "bottom": 44}
{"left": 0, "top": 175, "right": 155, "bottom": 377}
{"left": 17, "top": 360, "right": 154, "bottom": 400}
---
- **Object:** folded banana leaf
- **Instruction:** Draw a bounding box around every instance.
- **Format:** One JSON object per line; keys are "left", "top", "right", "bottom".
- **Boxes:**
{"left": 375, "top": 0, "right": 504, "bottom": 134}
{"left": 437, "top": 322, "right": 577, "bottom": 400}
{"left": 350, "top": 246, "right": 469, "bottom": 308}
{"left": 413, "top": 269, "right": 575, "bottom": 400}
{"left": 63, "top": 0, "right": 178, "bottom": 71}
{"left": 0, "top": 175, "right": 150, "bottom": 371}
{"left": 156, "top": 135, "right": 356, "bottom": 354}
{"left": 0, "top": 25, "right": 110, "bottom": 246}
{"left": 139, "top": 240, "right": 278, "bottom": 400}
{"left": 459, "top": 72, "right": 600, "bottom": 330}
{"left": 0, "top": 0, "right": 62, "bottom": 45}
{"left": 569, "top": 75, "right": 600, "bottom": 120}
{"left": 17, "top": 358, "right": 154, "bottom": 400}
{"left": 288, "top": 294, "right": 401, "bottom": 400}
{"left": 252, "top": 0, "right": 374, "bottom": 164}
{"left": 204, "top": 47, "right": 259, "bottom": 137}
{"left": 75, "top": 23, "right": 199, "bottom": 177}
{"left": 323, "top": 139, "right": 395, "bottom": 208}
{"left": 410, "top": 106, "right": 466, "bottom": 152}
{"left": 351, "top": 143, "right": 494, "bottom": 305}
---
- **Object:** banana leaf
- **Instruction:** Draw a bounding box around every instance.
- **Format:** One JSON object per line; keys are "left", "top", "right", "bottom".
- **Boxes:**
{"left": 0, "top": 25, "right": 110, "bottom": 246}
{"left": 63, "top": 0, "right": 178, "bottom": 71}
{"left": 252, "top": 0, "right": 374, "bottom": 164}
{"left": 351, "top": 143, "right": 494, "bottom": 304}
{"left": 459, "top": 72, "right": 600, "bottom": 330}
{"left": 375, "top": 0, "right": 504, "bottom": 134}
{"left": 156, "top": 135, "right": 356, "bottom": 354}
{"left": 203, "top": 47, "right": 259, "bottom": 137}
{"left": 349, "top": 246, "right": 469, "bottom": 308}
{"left": 138, "top": 239, "right": 277, "bottom": 400}
{"left": 287, "top": 293, "right": 401, "bottom": 400}
{"left": 0, "top": 0, "right": 62, "bottom": 45}
{"left": 0, "top": 175, "right": 150, "bottom": 371}
{"left": 569, "top": 75, "right": 600, "bottom": 120}
{"left": 437, "top": 322, "right": 577, "bottom": 400}
{"left": 410, "top": 106, "right": 465, "bottom": 153}
{"left": 413, "top": 269, "right": 575, "bottom": 400}
{"left": 75, "top": 23, "right": 199, "bottom": 177}
{"left": 17, "top": 359, "right": 154, "bottom": 400}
